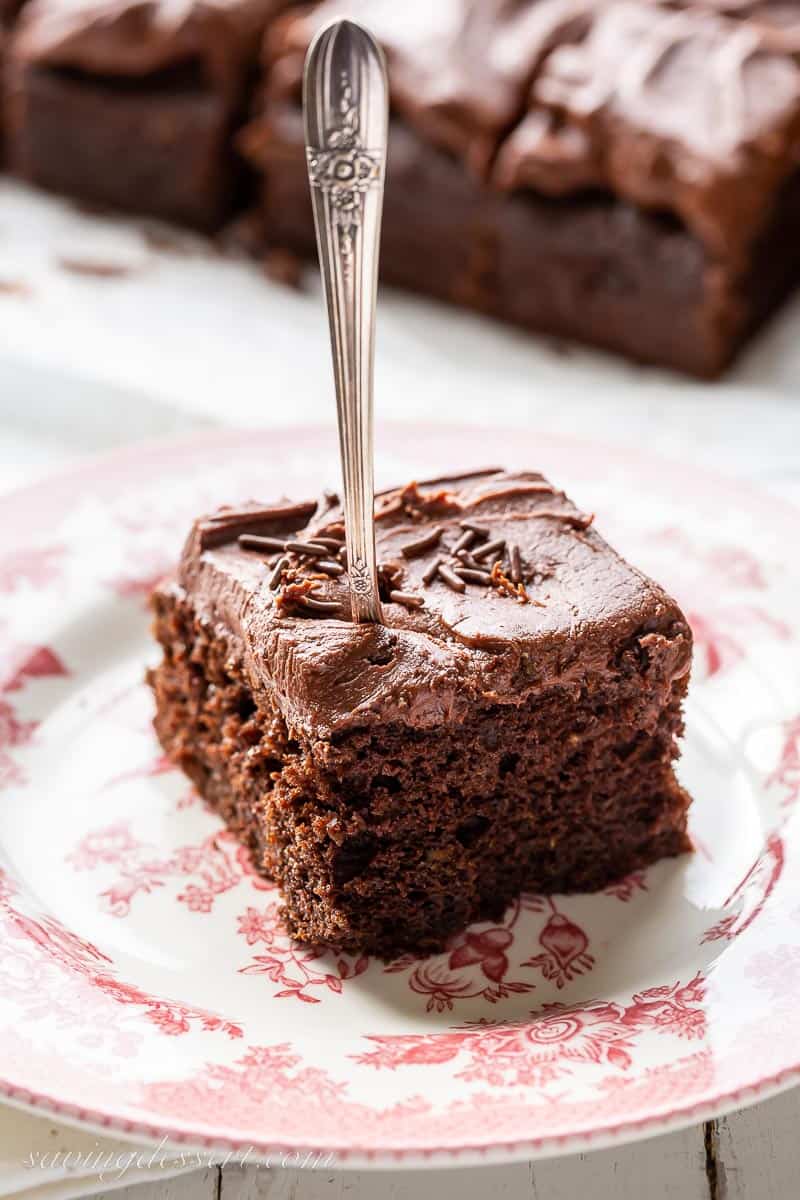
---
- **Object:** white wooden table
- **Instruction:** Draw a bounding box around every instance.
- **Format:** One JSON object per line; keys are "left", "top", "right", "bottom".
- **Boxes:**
{"left": 1, "top": 180, "right": 799, "bottom": 1199}
{"left": 76, "top": 1087, "right": 800, "bottom": 1199}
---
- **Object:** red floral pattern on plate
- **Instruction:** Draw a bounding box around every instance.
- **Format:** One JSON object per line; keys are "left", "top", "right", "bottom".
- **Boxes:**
{"left": 353, "top": 975, "right": 705, "bottom": 1090}
{"left": 769, "top": 716, "right": 800, "bottom": 810}
{"left": 239, "top": 897, "right": 370, "bottom": 1004}
{"left": 688, "top": 608, "right": 791, "bottom": 680}
{"left": 0, "top": 697, "right": 36, "bottom": 789}
{"left": 701, "top": 835, "right": 784, "bottom": 944}
{"left": 70, "top": 824, "right": 262, "bottom": 918}
{"left": 0, "top": 644, "right": 68, "bottom": 787}
{"left": 106, "top": 549, "right": 171, "bottom": 604}
{"left": 0, "top": 429, "right": 798, "bottom": 1165}
{"left": 0, "top": 866, "right": 242, "bottom": 1046}
{"left": 522, "top": 903, "right": 595, "bottom": 989}
{"left": 0, "top": 546, "right": 64, "bottom": 594}
{"left": 0, "top": 645, "right": 68, "bottom": 692}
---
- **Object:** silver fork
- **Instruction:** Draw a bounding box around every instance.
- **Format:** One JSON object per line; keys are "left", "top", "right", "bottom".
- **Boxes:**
{"left": 303, "top": 19, "right": 388, "bottom": 624}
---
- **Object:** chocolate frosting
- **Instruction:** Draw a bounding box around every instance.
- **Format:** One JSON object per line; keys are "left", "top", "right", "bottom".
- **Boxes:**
{"left": 495, "top": 1, "right": 800, "bottom": 258}
{"left": 171, "top": 469, "right": 692, "bottom": 740}
{"left": 13, "top": 0, "right": 288, "bottom": 93}
{"left": 267, "top": 0, "right": 594, "bottom": 175}
{"left": 264, "top": 0, "right": 800, "bottom": 258}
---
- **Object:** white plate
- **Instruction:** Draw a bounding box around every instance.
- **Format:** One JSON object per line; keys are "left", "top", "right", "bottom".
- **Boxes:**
{"left": 0, "top": 426, "right": 798, "bottom": 1167}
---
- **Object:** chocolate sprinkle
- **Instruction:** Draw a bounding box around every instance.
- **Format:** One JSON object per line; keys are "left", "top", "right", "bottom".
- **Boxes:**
{"left": 311, "top": 536, "right": 345, "bottom": 552}
{"left": 301, "top": 596, "right": 342, "bottom": 613}
{"left": 510, "top": 543, "right": 523, "bottom": 584}
{"left": 239, "top": 534, "right": 287, "bottom": 554}
{"left": 454, "top": 567, "right": 492, "bottom": 586}
{"left": 473, "top": 537, "right": 506, "bottom": 562}
{"left": 268, "top": 556, "right": 289, "bottom": 590}
{"left": 437, "top": 563, "right": 466, "bottom": 593}
{"left": 452, "top": 529, "right": 476, "bottom": 555}
{"left": 284, "top": 540, "right": 329, "bottom": 557}
{"left": 207, "top": 502, "right": 316, "bottom": 526}
{"left": 455, "top": 549, "right": 482, "bottom": 569}
{"left": 390, "top": 590, "right": 425, "bottom": 609}
{"left": 58, "top": 256, "right": 137, "bottom": 279}
{"left": 316, "top": 559, "right": 345, "bottom": 576}
{"left": 422, "top": 557, "right": 443, "bottom": 585}
{"left": 400, "top": 526, "right": 444, "bottom": 559}
{"left": 198, "top": 501, "right": 317, "bottom": 549}
{"left": 459, "top": 521, "right": 490, "bottom": 539}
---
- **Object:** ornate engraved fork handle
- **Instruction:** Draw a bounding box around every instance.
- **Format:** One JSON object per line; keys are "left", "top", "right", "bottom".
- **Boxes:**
{"left": 304, "top": 20, "right": 387, "bottom": 624}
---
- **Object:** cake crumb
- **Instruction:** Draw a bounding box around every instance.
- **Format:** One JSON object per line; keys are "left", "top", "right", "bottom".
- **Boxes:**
{"left": 0, "top": 279, "right": 32, "bottom": 297}
{"left": 57, "top": 256, "right": 139, "bottom": 279}
{"left": 263, "top": 248, "right": 305, "bottom": 290}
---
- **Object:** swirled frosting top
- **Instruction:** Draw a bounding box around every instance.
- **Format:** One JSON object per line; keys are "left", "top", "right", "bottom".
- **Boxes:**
{"left": 13, "top": 0, "right": 288, "bottom": 92}
{"left": 169, "top": 468, "right": 692, "bottom": 739}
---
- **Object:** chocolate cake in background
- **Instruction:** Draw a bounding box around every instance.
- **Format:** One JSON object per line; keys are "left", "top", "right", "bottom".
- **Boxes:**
{"left": 0, "top": 0, "right": 799, "bottom": 371}
{"left": 5, "top": 0, "right": 293, "bottom": 229}
{"left": 148, "top": 470, "right": 693, "bottom": 956}
{"left": 0, "top": 0, "right": 27, "bottom": 158}
{"left": 241, "top": 0, "right": 800, "bottom": 376}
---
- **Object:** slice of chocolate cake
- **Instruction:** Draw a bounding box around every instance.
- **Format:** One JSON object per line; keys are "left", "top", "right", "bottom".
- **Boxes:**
{"left": 5, "top": 0, "right": 292, "bottom": 230}
{"left": 149, "top": 469, "right": 693, "bottom": 955}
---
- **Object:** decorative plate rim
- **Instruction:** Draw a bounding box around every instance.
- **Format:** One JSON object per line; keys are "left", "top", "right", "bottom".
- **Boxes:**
{"left": 1, "top": 421, "right": 799, "bottom": 535}
{"left": 1, "top": 424, "right": 799, "bottom": 1169}
{"left": 2, "top": 1061, "right": 800, "bottom": 1168}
